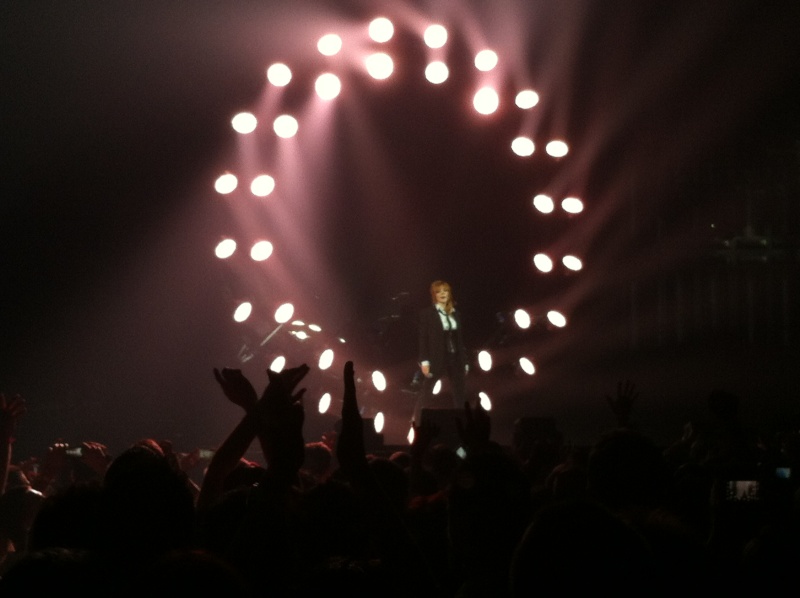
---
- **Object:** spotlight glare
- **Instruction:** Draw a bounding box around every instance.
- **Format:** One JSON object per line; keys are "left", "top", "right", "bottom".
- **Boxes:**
{"left": 318, "top": 348, "right": 334, "bottom": 370}
{"left": 273, "top": 115, "right": 299, "bottom": 138}
{"left": 214, "top": 173, "right": 238, "bottom": 195}
{"left": 478, "top": 391, "right": 492, "bottom": 411}
{"left": 424, "top": 24, "right": 448, "bottom": 48}
{"left": 478, "top": 350, "right": 493, "bottom": 371}
{"left": 317, "top": 33, "right": 342, "bottom": 56}
{"left": 473, "top": 87, "right": 499, "bottom": 115}
{"left": 425, "top": 61, "right": 449, "bottom": 84}
{"left": 547, "top": 310, "right": 567, "bottom": 328}
{"left": 533, "top": 253, "right": 554, "bottom": 273}
{"left": 233, "top": 301, "right": 252, "bottom": 323}
{"left": 515, "top": 89, "right": 540, "bottom": 109}
{"left": 250, "top": 240, "right": 273, "bottom": 261}
{"left": 514, "top": 309, "right": 532, "bottom": 329}
{"left": 215, "top": 238, "right": 236, "bottom": 259}
{"left": 266, "top": 63, "right": 292, "bottom": 87}
{"left": 407, "top": 425, "right": 415, "bottom": 444}
{"left": 251, "top": 174, "right": 276, "bottom": 197}
{"left": 546, "top": 140, "right": 569, "bottom": 157}
{"left": 432, "top": 379, "right": 442, "bottom": 395}
{"left": 562, "top": 197, "right": 584, "bottom": 214}
{"left": 315, "top": 73, "right": 342, "bottom": 100}
{"left": 474, "top": 49, "right": 498, "bottom": 71}
{"left": 563, "top": 255, "right": 583, "bottom": 271}
{"left": 533, "top": 194, "right": 555, "bottom": 213}
{"left": 365, "top": 52, "right": 394, "bottom": 79}
{"left": 274, "top": 302, "right": 294, "bottom": 324}
{"left": 318, "top": 392, "right": 332, "bottom": 414}
{"left": 519, "top": 357, "right": 536, "bottom": 375}
{"left": 374, "top": 412, "right": 385, "bottom": 433}
{"left": 372, "top": 370, "right": 387, "bottom": 392}
{"left": 369, "top": 17, "right": 394, "bottom": 43}
{"left": 269, "top": 355, "right": 286, "bottom": 373}
{"left": 231, "top": 112, "right": 257, "bottom": 134}
{"left": 308, "top": 324, "right": 322, "bottom": 332}
{"left": 511, "top": 137, "right": 534, "bottom": 157}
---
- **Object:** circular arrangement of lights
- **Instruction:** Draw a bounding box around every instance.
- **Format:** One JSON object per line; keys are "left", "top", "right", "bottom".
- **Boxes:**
{"left": 211, "top": 12, "right": 587, "bottom": 441}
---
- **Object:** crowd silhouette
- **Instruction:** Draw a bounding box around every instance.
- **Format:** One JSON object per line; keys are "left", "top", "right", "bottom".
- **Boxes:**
{"left": 1, "top": 362, "right": 799, "bottom": 596}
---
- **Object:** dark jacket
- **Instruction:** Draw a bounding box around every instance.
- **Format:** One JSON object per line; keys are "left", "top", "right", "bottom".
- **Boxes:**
{"left": 418, "top": 305, "right": 468, "bottom": 377}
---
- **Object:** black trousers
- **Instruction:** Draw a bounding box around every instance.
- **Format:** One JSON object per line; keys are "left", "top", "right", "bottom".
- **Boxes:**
{"left": 413, "top": 352, "right": 467, "bottom": 423}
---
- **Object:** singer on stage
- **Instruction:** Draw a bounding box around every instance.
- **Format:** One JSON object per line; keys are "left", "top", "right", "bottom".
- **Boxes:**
{"left": 415, "top": 280, "right": 469, "bottom": 422}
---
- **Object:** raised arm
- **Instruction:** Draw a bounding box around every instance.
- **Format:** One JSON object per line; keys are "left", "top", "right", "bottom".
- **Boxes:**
{"left": 0, "top": 393, "right": 26, "bottom": 496}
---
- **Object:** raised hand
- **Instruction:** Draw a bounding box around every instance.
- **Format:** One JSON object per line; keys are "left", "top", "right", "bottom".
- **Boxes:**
{"left": 254, "top": 364, "right": 309, "bottom": 480}
{"left": 213, "top": 367, "right": 258, "bottom": 411}
{"left": 79, "top": 441, "right": 112, "bottom": 477}
{"left": 0, "top": 393, "right": 26, "bottom": 440}
{"left": 605, "top": 379, "right": 639, "bottom": 428}
{"left": 1, "top": 393, "right": 27, "bottom": 495}
{"left": 336, "top": 361, "right": 368, "bottom": 479}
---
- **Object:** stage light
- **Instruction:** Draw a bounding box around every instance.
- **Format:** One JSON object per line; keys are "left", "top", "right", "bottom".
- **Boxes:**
{"left": 514, "top": 308, "right": 532, "bottom": 329}
{"left": 318, "top": 392, "right": 332, "bottom": 414}
{"left": 432, "top": 379, "right": 442, "bottom": 395}
{"left": 374, "top": 412, "right": 385, "bottom": 433}
{"left": 407, "top": 425, "right": 415, "bottom": 444}
{"left": 365, "top": 52, "right": 393, "bottom": 79}
{"left": 317, "top": 33, "right": 342, "bottom": 56}
{"left": 273, "top": 115, "right": 298, "bottom": 138}
{"left": 250, "top": 174, "right": 275, "bottom": 197}
{"left": 547, "top": 310, "right": 567, "bottom": 328}
{"left": 474, "top": 49, "right": 498, "bottom": 72}
{"left": 546, "top": 140, "right": 569, "bottom": 157}
{"left": 478, "top": 350, "right": 493, "bottom": 371}
{"left": 315, "top": 73, "right": 341, "bottom": 100}
{"left": 511, "top": 137, "right": 534, "bottom": 157}
{"left": 478, "top": 391, "right": 492, "bottom": 411}
{"left": 425, "top": 61, "right": 449, "bottom": 84}
{"left": 424, "top": 24, "right": 447, "bottom": 48}
{"left": 292, "top": 320, "right": 305, "bottom": 326}
{"left": 372, "top": 370, "right": 387, "bottom": 391}
{"left": 561, "top": 197, "right": 583, "bottom": 214}
{"left": 515, "top": 89, "right": 539, "bottom": 109}
{"left": 473, "top": 87, "right": 499, "bottom": 115}
{"left": 215, "top": 238, "right": 236, "bottom": 259}
{"left": 308, "top": 324, "right": 322, "bottom": 332}
{"left": 269, "top": 355, "right": 286, "bottom": 372}
{"left": 233, "top": 301, "right": 252, "bottom": 322}
{"left": 519, "top": 357, "right": 536, "bottom": 375}
{"left": 231, "top": 112, "right": 257, "bottom": 134}
{"left": 318, "top": 348, "right": 334, "bottom": 370}
{"left": 250, "top": 240, "right": 273, "bottom": 261}
{"left": 266, "top": 63, "right": 292, "bottom": 87}
{"left": 294, "top": 330, "right": 309, "bottom": 340}
{"left": 533, "top": 253, "right": 554, "bottom": 273}
{"left": 369, "top": 17, "right": 394, "bottom": 43}
{"left": 562, "top": 255, "right": 583, "bottom": 271}
{"left": 275, "top": 303, "right": 294, "bottom": 323}
{"left": 533, "top": 194, "right": 554, "bottom": 213}
{"left": 214, "top": 173, "right": 238, "bottom": 194}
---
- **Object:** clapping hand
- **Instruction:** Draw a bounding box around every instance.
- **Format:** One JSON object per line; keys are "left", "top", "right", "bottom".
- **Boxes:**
{"left": 255, "top": 364, "right": 309, "bottom": 480}
{"left": 214, "top": 367, "right": 259, "bottom": 411}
